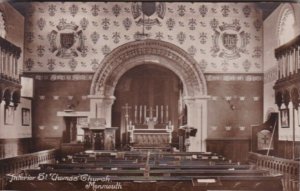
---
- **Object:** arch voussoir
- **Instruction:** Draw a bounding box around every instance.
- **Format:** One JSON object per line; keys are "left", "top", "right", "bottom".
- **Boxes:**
{"left": 90, "top": 40, "right": 207, "bottom": 97}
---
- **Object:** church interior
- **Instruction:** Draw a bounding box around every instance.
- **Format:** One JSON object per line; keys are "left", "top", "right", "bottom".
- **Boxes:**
{"left": 0, "top": 1, "right": 299, "bottom": 191}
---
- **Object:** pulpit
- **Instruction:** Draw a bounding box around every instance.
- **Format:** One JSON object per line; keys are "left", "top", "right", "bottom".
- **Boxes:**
{"left": 82, "top": 127, "right": 92, "bottom": 150}
{"left": 83, "top": 118, "right": 118, "bottom": 150}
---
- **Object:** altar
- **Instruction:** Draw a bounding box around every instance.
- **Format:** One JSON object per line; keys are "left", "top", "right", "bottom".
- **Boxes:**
{"left": 122, "top": 104, "right": 174, "bottom": 150}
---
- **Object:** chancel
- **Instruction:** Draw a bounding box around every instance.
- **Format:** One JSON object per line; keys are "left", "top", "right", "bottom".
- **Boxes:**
{"left": 0, "top": 1, "right": 299, "bottom": 191}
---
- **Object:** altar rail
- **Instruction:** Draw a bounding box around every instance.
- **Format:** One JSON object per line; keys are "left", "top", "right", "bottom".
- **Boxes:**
{"left": 248, "top": 152, "right": 299, "bottom": 191}
{"left": 0, "top": 149, "right": 58, "bottom": 189}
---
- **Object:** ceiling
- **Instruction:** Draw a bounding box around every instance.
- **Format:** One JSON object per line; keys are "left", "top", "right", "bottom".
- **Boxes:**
{"left": 9, "top": 1, "right": 283, "bottom": 21}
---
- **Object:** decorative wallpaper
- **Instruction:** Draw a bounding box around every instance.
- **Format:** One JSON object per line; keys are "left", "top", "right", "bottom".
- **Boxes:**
{"left": 23, "top": 2, "right": 263, "bottom": 73}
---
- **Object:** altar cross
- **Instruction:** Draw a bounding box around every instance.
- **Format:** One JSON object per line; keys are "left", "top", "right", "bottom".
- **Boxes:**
{"left": 262, "top": 135, "right": 269, "bottom": 144}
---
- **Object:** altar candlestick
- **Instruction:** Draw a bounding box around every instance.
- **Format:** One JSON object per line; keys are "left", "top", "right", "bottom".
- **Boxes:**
{"left": 95, "top": 103, "right": 98, "bottom": 118}
{"left": 139, "top": 105, "right": 142, "bottom": 124}
{"left": 156, "top": 105, "right": 158, "bottom": 119}
{"left": 166, "top": 105, "right": 169, "bottom": 123}
{"left": 161, "top": 105, "right": 164, "bottom": 123}
{"left": 134, "top": 105, "right": 137, "bottom": 124}
{"left": 144, "top": 105, "right": 146, "bottom": 122}
{"left": 149, "top": 106, "right": 153, "bottom": 118}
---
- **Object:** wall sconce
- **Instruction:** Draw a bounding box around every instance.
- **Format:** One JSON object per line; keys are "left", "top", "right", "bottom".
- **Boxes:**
{"left": 53, "top": 125, "right": 59, "bottom": 130}
{"left": 225, "top": 126, "right": 232, "bottom": 131}
{"left": 225, "top": 96, "right": 240, "bottom": 110}
{"left": 227, "top": 100, "right": 237, "bottom": 110}
{"left": 68, "top": 96, "right": 73, "bottom": 100}
{"left": 39, "top": 125, "right": 45, "bottom": 130}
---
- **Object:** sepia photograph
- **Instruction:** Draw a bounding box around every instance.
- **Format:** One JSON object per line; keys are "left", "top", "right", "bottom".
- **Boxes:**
{"left": 0, "top": 0, "right": 299, "bottom": 191}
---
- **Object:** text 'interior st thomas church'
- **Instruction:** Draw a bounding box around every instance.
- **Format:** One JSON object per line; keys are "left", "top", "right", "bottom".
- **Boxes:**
{"left": 0, "top": 1, "right": 299, "bottom": 191}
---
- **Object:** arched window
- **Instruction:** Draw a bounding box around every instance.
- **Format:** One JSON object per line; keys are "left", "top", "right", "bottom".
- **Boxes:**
{"left": 278, "top": 6, "right": 295, "bottom": 45}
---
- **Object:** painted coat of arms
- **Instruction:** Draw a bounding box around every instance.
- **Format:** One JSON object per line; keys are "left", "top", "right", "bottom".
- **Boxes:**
{"left": 211, "top": 20, "right": 250, "bottom": 60}
{"left": 132, "top": 2, "right": 166, "bottom": 39}
{"left": 48, "top": 19, "right": 86, "bottom": 59}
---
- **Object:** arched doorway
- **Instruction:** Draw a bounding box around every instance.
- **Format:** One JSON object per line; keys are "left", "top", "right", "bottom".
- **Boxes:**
{"left": 89, "top": 40, "right": 209, "bottom": 151}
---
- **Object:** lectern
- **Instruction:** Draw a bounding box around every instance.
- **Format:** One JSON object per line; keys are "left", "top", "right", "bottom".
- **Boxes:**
{"left": 179, "top": 125, "right": 197, "bottom": 152}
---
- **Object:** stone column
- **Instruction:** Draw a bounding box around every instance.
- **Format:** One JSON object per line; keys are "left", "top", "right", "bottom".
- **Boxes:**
{"left": 88, "top": 95, "right": 115, "bottom": 127}
{"left": 184, "top": 96, "right": 210, "bottom": 152}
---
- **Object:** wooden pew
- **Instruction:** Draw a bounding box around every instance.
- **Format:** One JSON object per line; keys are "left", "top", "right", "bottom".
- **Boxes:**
{"left": 39, "top": 163, "right": 253, "bottom": 170}
{"left": 5, "top": 150, "right": 283, "bottom": 191}
{"left": 23, "top": 168, "right": 268, "bottom": 177}
{"left": 6, "top": 175, "right": 283, "bottom": 191}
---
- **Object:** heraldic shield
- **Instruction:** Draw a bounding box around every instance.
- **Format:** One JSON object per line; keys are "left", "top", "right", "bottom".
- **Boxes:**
{"left": 222, "top": 33, "right": 238, "bottom": 50}
{"left": 60, "top": 33, "right": 75, "bottom": 49}
{"left": 141, "top": 2, "right": 156, "bottom": 17}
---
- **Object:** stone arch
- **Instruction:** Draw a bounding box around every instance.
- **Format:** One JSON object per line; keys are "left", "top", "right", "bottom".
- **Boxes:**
{"left": 89, "top": 39, "right": 209, "bottom": 151}
{"left": 90, "top": 39, "right": 207, "bottom": 98}
{"left": 276, "top": 3, "right": 296, "bottom": 46}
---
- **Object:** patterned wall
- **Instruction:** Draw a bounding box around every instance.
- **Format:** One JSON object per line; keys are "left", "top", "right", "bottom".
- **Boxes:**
{"left": 23, "top": 2, "right": 263, "bottom": 73}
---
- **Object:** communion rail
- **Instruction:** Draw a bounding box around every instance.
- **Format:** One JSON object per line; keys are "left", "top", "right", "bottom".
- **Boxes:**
{"left": 248, "top": 152, "right": 299, "bottom": 191}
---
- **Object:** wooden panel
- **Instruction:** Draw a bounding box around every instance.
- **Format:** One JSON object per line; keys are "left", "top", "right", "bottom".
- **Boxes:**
{"left": 207, "top": 79, "right": 263, "bottom": 139}
{"left": 206, "top": 138, "right": 250, "bottom": 162}
{"left": 277, "top": 140, "right": 300, "bottom": 159}
{"left": 60, "top": 143, "right": 84, "bottom": 157}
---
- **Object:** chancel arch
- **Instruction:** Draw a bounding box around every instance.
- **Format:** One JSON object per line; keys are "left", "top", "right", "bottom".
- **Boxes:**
{"left": 89, "top": 39, "right": 209, "bottom": 151}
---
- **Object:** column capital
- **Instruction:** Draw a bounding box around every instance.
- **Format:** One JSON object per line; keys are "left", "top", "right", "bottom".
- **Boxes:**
{"left": 183, "top": 95, "right": 211, "bottom": 100}
{"left": 183, "top": 95, "right": 211, "bottom": 104}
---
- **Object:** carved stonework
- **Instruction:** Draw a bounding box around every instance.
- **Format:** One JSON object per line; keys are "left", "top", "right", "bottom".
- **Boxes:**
{"left": 47, "top": 19, "right": 87, "bottom": 59}
{"left": 90, "top": 40, "right": 207, "bottom": 98}
{"left": 27, "top": 73, "right": 93, "bottom": 81}
{"left": 211, "top": 20, "right": 250, "bottom": 60}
